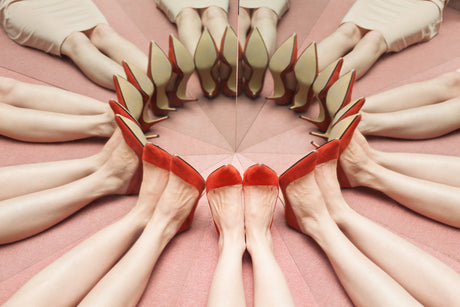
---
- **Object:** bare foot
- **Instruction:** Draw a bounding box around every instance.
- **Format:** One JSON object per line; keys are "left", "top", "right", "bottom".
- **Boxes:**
{"left": 244, "top": 184, "right": 277, "bottom": 252}
{"left": 284, "top": 171, "right": 331, "bottom": 236}
{"left": 207, "top": 184, "right": 245, "bottom": 251}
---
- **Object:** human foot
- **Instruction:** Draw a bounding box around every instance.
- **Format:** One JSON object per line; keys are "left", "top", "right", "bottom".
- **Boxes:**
{"left": 206, "top": 165, "right": 245, "bottom": 251}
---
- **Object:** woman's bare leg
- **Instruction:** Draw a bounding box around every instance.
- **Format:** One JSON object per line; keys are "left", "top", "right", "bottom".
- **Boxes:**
{"left": 0, "top": 130, "right": 119, "bottom": 201}
{"left": 359, "top": 96, "right": 460, "bottom": 139}
{"left": 245, "top": 184, "right": 294, "bottom": 307}
{"left": 285, "top": 170, "right": 420, "bottom": 307}
{"left": 206, "top": 185, "right": 246, "bottom": 307}
{"left": 79, "top": 170, "right": 201, "bottom": 307}
{"left": 0, "top": 76, "right": 110, "bottom": 115}
{"left": 340, "top": 30, "right": 387, "bottom": 79}
{"left": 250, "top": 8, "right": 278, "bottom": 55}
{"left": 3, "top": 158, "right": 170, "bottom": 307}
{"left": 61, "top": 31, "right": 124, "bottom": 89}
{"left": 340, "top": 131, "right": 460, "bottom": 227}
{"left": 0, "top": 135, "right": 139, "bottom": 244}
{"left": 201, "top": 6, "right": 229, "bottom": 48}
{"left": 238, "top": 8, "right": 251, "bottom": 48}
{"left": 176, "top": 8, "right": 203, "bottom": 55}
{"left": 0, "top": 103, "right": 114, "bottom": 142}
{"left": 87, "top": 24, "right": 148, "bottom": 72}
{"left": 362, "top": 71, "right": 460, "bottom": 113}
{"left": 316, "top": 23, "right": 363, "bottom": 71}
{"left": 314, "top": 157, "right": 460, "bottom": 307}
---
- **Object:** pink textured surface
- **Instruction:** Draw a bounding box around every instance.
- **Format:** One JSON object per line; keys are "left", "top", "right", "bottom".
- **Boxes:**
{"left": 1, "top": 0, "right": 460, "bottom": 306}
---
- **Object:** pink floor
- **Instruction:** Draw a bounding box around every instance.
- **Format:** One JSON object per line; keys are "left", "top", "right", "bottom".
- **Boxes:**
{"left": 1, "top": 0, "right": 460, "bottom": 305}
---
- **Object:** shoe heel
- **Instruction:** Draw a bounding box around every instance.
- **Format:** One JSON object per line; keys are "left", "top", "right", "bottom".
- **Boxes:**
{"left": 312, "top": 58, "right": 343, "bottom": 103}
{"left": 267, "top": 33, "right": 297, "bottom": 105}
{"left": 194, "top": 28, "right": 219, "bottom": 98}
{"left": 243, "top": 27, "right": 269, "bottom": 98}
{"left": 291, "top": 42, "right": 318, "bottom": 112}
{"left": 171, "top": 156, "right": 205, "bottom": 233}
{"left": 168, "top": 35, "right": 197, "bottom": 106}
{"left": 220, "top": 26, "right": 242, "bottom": 97}
{"left": 279, "top": 151, "right": 318, "bottom": 231}
{"left": 122, "top": 61, "right": 154, "bottom": 103}
{"left": 148, "top": 41, "right": 176, "bottom": 116}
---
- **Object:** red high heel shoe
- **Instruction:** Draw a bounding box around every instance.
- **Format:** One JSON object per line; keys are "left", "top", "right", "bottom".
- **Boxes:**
{"left": 266, "top": 33, "right": 297, "bottom": 105}
{"left": 171, "top": 155, "right": 205, "bottom": 233}
{"left": 194, "top": 28, "right": 220, "bottom": 98}
{"left": 310, "top": 97, "right": 365, "bottom": 139}
{"left": 142, "top": 143, "right": 171, "bottom": 172}
{"left": 122, "top": 61, "right": 153, "bottom": 104}
{"left": 300, "top": 69, "right": 355, "bottom": 131}
{"left": 167, "top": 35, "right": 198, "bottom": 107}
{"left": 312, "top": 58, "right": 343, "bottom": 103}
{"left": 290, "top": 42, "right": 318, "bottom": 113}
{"left": 279, "top": 151, "right": 318, "bottom": 232}
{"left": 220, "top": 26, "right": 242, "bottom": 97}
{"left": 243, "top": 27, "right": 268, "bottom": 99}
{"left": 206, "top": 164, "right": 243, "bottom": 234}
{"left": 148, "top": 41, "right": 176, "bottom": 116}
{"left": 113, "top": 75, "right": 168, "bottom": 133}
{"left": 114, "top": 114, "right": 148, "bottom": 194}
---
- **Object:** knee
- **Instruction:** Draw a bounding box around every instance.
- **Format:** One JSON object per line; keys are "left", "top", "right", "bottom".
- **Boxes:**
{"left": 176, "top": 7, "right": 200, "bottom": 25}
{"left": 336, "top": 23, "right": 362, "bottom": 45}
{"left": 88, "top": 23, "right": 117, "bottom": 46}
{"left": 0, "top": 77, "right": 17, "bottom": 100}
{"left": 202, "top": 6, "right": 227, "bottom": 25}
{"left": 436, "top": 71, "right": 460, "bottom": 96}
{"left": 361, "top": 30, "right": 387, "bottom": 54}
{"left": 61, "top": 31, "right": 93, "bottom": 57}
{"left": 251, "top": 7, "right": 278, "bottom": 26}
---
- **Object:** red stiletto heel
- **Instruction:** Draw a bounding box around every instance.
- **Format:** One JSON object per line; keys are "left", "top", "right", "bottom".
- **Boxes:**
{"left": 114, "top": 114, "right": 148, "bottom": 194}
{"left": 301, "top": 69, "right": 355, "bottom": 131}
{"left": 206, "top": 164, "right": 243, "bottom": 234}
{"left": 122, "top": 61, "right": 154, "bottom": 103}
{"left": 194, "top": 28, "right": 220, "bottom": 98}
{"left": 243, "top": 27, "right": 269, "bottom": 99}
{"left": 148, "top": 41, "right": 176, "bottom": 116}
{"left": 312, "top": 58, "right": 343, "bottom": 103}
{"left": 113, "top": 75, "right": 168, "bottom": 133}
{"left": 310, "top": 97, "right": 365, "bottom": 139}
{"left": 327, "top": 114, "right": 361, "bottom": 188}
{"left": 167, "top": 34, "right": 197, "bottom": 106}
{"left": 279, "top": 151, "right": 318, "bottom": 231}
{"left": 290, "top": 42, "right": 318, "bottom": 112}
{"left": 220, "top": 26, "right": 242, "bottom": 97}
{"left": 267, "top": 33, "right": 297, "bottom": 105}
{"left": 171, "top": 155, "right": 205, "bottom": 233}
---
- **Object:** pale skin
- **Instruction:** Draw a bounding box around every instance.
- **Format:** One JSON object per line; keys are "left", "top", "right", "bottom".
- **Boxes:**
{"left": 358, "top": 71, "right": 460, "bottom": 139}
{"left": 206, "top": 183, "right": 294, "bottom": 307}
{"left": 60, "top": 24, "right": 148, "bottom": 90}
{"left": 314, "top": 151, "right": 460, "bottom": 307}
{"left": 4, "top": 155, "right": 202, "bottom": 307}
{"left": 340, "top": 130, "right": 460, "bottom": 228}
{"left": 0, "top": 129, "right": 139, "bottom": 244}
{"left": 0, "top": 76, "right": 115, "bottom": 142}
{"left": 284, "top": 166, "right": 421, "bottom": 307}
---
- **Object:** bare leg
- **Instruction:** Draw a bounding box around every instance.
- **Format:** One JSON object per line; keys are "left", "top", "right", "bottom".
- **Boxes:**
{"left": 362, "top": 71, "right": 460, "bottom": 113}
{"left": 359, "top": 96, "right": 460, "bottom": 139}
{"left": 315, "top": 158, "right": 460, "bottom": 307}
{"left": 79, "top": 171, "right": 201, "bottom": 307}
{"left": 238, "top": 8, "right": 251, "bottom": 48}
{"left": 0, "top": 130, "right": 119, "bottom": 201}
{"left": 87, "top": 24, "right": 148, "bottom": 72}
{"left": 284, "top": 170, "right": 420, "bottom": 307}
{"left": 0, "top": 103, "right": 114, "bottom": 142}
{"left": 245, "top": 184, "right": 294, "bottom": 307}
{"left": 340, "top": 131, "right": 460, "bottom": 227}
{"left": 176, "top": 8, "right": 203, "bottom": 55}
{"left": 0, "top": 76, "right": 110, "bottom": 115}
{"left": 61, "top": 31, "right": 124, "bottom": 89}
{"left": 201, "top": 6, "right": 229, "bottom": 48}
{"left": 206, "top": 185, "right": 246, "bottom": 307}
{"left": 340, "top": 30, "right": 387, "bottom": 79}
{"left": 250, "top": 8, "right": 278, "bottom": 55}
{"left": 0, "top": 136, "right": 139, "bottom": 244}
{"left": 316, "top": 23, "right": 363, "bottom": 71}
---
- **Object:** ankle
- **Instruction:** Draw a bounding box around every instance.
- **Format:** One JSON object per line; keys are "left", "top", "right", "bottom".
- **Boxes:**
{"left": 218, "top": 232, "right": 246, "bottom": 255}
{"left": 246, "top": 230, "right": 273, "bottom": 255}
